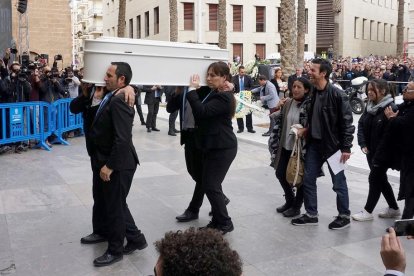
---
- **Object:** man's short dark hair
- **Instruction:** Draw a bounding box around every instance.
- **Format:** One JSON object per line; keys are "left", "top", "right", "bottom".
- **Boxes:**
{"left": 258, "top": 74, "right": 268, "bottom": 81}
{"left": 111, "top": 62, "right": 132, "bottom": 85}
{"left": 312, "top": 58, "right": 332, "bottom": 81}
{"left": 238, "top": 65, "right": 245, "bottom": 70}
{"left": 155, "top": 227, "right": 242, "bottom": 276}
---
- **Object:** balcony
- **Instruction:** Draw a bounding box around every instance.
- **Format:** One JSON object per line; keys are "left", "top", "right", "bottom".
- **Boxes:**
{"left": 88, "top": 8, "right": 103, "bottom": 17}
{"left": 88, "top": 26, "right": 103, "bottom": 34}
{"left": 78, "top": 0, "right": 88, "bottom": 8}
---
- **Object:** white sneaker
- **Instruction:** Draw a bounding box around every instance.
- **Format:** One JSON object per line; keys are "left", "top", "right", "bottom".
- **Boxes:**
{"left": 351, "top": 210, "right": 374, "bottom": 221}
{"left": 378, "top": 207, "right": 401, "bottom": 218}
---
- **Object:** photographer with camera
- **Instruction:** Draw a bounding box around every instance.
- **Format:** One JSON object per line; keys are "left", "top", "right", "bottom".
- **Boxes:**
{"left": 62, "top": 67, "right": 80, "bottom": 99}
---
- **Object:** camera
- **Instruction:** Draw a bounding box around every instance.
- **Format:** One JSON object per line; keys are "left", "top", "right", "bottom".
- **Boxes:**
{"left": 10, "top": 48, "right": 18, "bottom": 54}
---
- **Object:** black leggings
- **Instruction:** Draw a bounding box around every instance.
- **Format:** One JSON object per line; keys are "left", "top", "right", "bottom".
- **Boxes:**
{"left": 364, "top": 166, "right": 399, "bottom": 213}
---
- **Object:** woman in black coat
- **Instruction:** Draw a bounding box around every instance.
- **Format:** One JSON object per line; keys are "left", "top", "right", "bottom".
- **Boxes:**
{"left": 185, "top": 61, "right": 237, "bottom": 234}
{"left": 352, "top": 79, "right": 400, "bottom": 221}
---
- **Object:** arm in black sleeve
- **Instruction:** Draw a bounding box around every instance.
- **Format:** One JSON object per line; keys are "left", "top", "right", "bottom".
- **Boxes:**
{"left": 70, "top": 94, "right": 89, "bottom": 114}
{"left": 186, "top": 90, "right": 231, "bottom": 119}
{"left": 357, "top": 112, "right": 366, "bottom": 148}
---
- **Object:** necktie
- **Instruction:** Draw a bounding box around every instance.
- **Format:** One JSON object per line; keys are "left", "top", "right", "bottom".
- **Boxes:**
{"left": 96, "top": 92, "right": 113, "bottom": 116}
{"left": 240, "top": 77, "right": 244, "bottom": 91}
{"left": 181, "top": 87, "right": 188, "bottom": 128}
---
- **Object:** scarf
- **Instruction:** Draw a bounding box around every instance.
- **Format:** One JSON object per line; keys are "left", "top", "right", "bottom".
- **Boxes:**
{"left": 366, "top": 94, "right": 393, "bottom": 115}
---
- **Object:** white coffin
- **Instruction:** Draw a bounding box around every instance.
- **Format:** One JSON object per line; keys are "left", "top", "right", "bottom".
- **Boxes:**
{"left": 83, "top": 37, "right": 229, "bottom": 86}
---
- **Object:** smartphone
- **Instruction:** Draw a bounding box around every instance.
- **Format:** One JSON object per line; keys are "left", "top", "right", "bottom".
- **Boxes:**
{"left": 394, "top": 219, "right": 414, "bottom": 236}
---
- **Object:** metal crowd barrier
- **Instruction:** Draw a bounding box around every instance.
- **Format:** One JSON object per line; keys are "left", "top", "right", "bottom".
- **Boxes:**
{"left": 0, "top": 99, "right": 83, "bottom": 151}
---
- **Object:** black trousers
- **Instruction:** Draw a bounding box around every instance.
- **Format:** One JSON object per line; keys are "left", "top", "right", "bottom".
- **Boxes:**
{"left": 168, "top": 110, "right": 179, "bottom": 132}
{"left": 146, "top": 98, "right": 160, "bottom": 129}
{"left": 92, "top": 166, "right": 108, "bottom": 237}
{"left": 202, "top": 147, "right": 237, "bottom": 226}
{"left": 236, "top": 113, "right": 253, "bottom": 131}
{"left": 364, "top": 165, "right": 398, "bottom": 213}
{"left": 184, "top": 132, "right": 204, "bottom": 213}
{"left": 275, "top": 148, "right": 303, "bottom": 209}
{"left": 135, "top": 103, "right": 145, "bottom": 124}
{"left": 401, "top": 165, "right": 414, "bottom": 219}
{"left": 93, "top": 168, "right": 142, "bottom": 255}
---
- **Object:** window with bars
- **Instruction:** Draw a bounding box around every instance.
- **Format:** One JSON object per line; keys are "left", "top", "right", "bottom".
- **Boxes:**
{"left": 154, "top": 7, "right": 159, "bottom": 34}
{"left": 277, "top": 7, "right": 280, "bottom": 33}
{"left": 256, "top": 6, "right": 265, "bottom": 32}
{"left": 233, "top": 5, "right": 242, "bottom": 32}
{"left": 145, "top": 11, "right": 149, "bottom": 37}
{"left": 233, "top": 44, "right": 243, "bottom": 62}
{"left": 183, "top": 3, "right": 194, "bottom": 30}
{"left": 209, "top": 4, "right": 218, "bottom": 31}
{"left": 129, "top": 18, "right": 133, "bottom": 38}
{"left": 255, "top": 44, "right": 265, "bottom": 60}
{"left": 137, "top": 15, "right": 141, "bottom": 38}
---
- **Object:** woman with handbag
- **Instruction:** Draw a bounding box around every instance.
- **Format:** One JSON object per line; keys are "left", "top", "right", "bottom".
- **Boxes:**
{"left": 269, "top": 77, "right": 311, "bottom": 217}
{"left": 351, "top": 79, "right": 401, "bottom": 221}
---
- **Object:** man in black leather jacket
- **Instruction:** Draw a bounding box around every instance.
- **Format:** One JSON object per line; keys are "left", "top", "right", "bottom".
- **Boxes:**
{"left": 292, "top": 58, "right": 355, "bottom": 230}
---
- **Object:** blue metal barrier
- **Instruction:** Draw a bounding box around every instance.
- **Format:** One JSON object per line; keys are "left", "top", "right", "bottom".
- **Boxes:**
{"left": 52, "top": 98, "right": 84, "bottom": 145}
{"left": 0, "top": 100, "right": 83, "bottom": 151}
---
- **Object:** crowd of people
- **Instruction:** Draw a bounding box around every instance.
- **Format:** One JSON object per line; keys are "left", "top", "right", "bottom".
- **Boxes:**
{"left": 2, "top": 47, "right": 414, "bottom": 274}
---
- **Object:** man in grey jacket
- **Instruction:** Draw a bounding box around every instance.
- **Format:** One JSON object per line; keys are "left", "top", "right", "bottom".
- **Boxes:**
{"left": 252, "top": 75, "right": 279, "bottom": 136}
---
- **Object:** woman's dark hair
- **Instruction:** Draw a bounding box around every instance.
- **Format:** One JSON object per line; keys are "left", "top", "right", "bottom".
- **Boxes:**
{"left": 274, "top": 68, "right": 282, "bottom": 79}
{"left": 155, "top": 228, "right": 242, "bottom": 276}
{"left": 368, "top": 78, "right": 390, "bottom": 96}
{"left": 293, "top": 77, "right": 312, "bottom": 92}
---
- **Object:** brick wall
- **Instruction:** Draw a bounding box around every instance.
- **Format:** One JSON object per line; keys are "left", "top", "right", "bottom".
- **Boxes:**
{"left": 11, "top": 0, "right": 72, "bottom": 69}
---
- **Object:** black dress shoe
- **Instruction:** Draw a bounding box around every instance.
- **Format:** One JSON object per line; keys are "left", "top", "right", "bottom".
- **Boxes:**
{"left": 80, "top": 233, "right": 106, "bottom": 244}
{"left": 147, "top": 128, "right": 151, "bottom": 133}
{"left": 247, "top": 129, "right": 256, "bottom": 133}
{"left": 168, "top": 131, "right": 177, "bottom": 136}
{"left": 176, "top": 209, "right": 198, "bottom": 222}
{"left": 173, "top": 129, "right": 180, "bottom": 133}
{"left": 276, "top": 202, "right": 293, "bottom": 213}
{"left": 123, "top": 234, "right": 148, "bottom": 255}
{"left": 283, "top": 207, "right": 301, "bottom": 218}
{"left": 209, "top": 197, "right": 230, "bottom": 216}
{"left": 237, "top": 129, "right": 244, "bottom": 133}
{"left": 152, "top": 127, "right": 160, "bottom": 131}
{"left": 93, "top": 251, "right": 123, "bottom": 267}
{"left": 200, "top": 221, "right": 234, "bottom": 235}
{"left": 262, "top": 131, "right": 270, "bottom": 137}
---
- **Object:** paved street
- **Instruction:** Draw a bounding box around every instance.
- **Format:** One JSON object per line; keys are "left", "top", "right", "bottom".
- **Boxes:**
{"left": 0, "top": 105, "right": 412, "bottom": 275}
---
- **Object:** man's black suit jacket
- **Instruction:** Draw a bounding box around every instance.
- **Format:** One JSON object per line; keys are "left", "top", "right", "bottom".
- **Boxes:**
{"left": 143, "top": 85, "right": 163, "bottom": 105}
{"left": 89, "top": 92, "right": 139, "bottom": 171}
{"left": 232, "top": 74, "right": 253, "bottom": 93}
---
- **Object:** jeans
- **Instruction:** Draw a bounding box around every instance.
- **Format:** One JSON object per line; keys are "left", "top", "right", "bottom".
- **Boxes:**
{"left": 302, "top": 141, "right": 350, "bottom": 217}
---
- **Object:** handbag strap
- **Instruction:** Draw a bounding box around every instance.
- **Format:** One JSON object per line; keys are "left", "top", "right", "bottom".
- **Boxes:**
{"left": 292, "top": 137, "right": 302, "bottom": 186}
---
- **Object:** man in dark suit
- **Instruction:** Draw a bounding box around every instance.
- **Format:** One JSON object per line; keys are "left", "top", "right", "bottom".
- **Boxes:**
{"left": 89, "top": 62, "right": 147, "bottom": 267}
{"left": 142, "top": 84, "right": 162, "bottom": 132}
{"left": 287, "top": 67, "right": 308, "bottom": 94}
{"left": 232, "top": 66, "right": 255, "bottom": 133}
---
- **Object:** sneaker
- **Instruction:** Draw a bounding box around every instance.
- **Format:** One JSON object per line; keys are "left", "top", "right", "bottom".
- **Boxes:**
{"left": 351, "top": 210, "right": 374, "bottom": 221}
{"left": 328, "top": 216, "right": 350, "bottom": 230}
{"left": 291, "top": 214, "right": 318, "bottom": 226}
{"left": 283, "top": 207, "right": 301, "bottom": 218}
{"left": 378, "top": 207, "right": 401, "bottom": 218}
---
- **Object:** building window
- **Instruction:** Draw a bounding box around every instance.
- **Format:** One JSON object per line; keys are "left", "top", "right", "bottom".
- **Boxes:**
{"left": 154, "top": 7, "right": 159, "bottom": 34}
{"left": 277, "top": 7, "right": 281, "bottom": 33}
{"left": 384, "top": 23, "right": 388, "bottom": 42}
{"left": 256, "top": 6, "right": 265, "bottom": 32}
{"left": 305, "top": 9, "right": 308, "bottom": 34}
{"left": 390, "top": 24, "right": 394, "bottom": 42}
{"left": 232, "top": 43, "right": 243, "bottom": 62}
{"left": 377, "top": 22, "right": 382, "bottom": 41}
{"left": 129, "top": 18, "right": 133, "bottom": 38}
{"left": 183, "top": 3, "right": 194, "bottom": 30}
{"left": 276, "top": 44, "right": 280, "bottom": 52}
{"left": 362, "top": 18, "right": 367, "bottom": 40}
{"left": 304, "top": 44, "right": 308, "bottom": 51}
{"left": 209, "top": 4, "right": 218, "bottom": 31}
{"left": 378, "top": 0, "right": 382, "bottom": 6}
{"left": 137, "top": 15, "right": 141, "bottom": 38}
{"left": 354, "top": 17, "right": 360, "bottom": 39}
{"left": 145, "top": 11, "right": 149, "bottom": 37}
{"left": 255, "top": 44, "right": 266, "bottom": 60}
{"left": 233, "top": 5, "right": 243, "bottom": 32}
{"left": 370, "top": 20, "right": 374, "bottom": 40}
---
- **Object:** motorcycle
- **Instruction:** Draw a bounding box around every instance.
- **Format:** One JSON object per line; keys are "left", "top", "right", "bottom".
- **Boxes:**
{"left": 344, "top": 76, "right": 368, "bottom": 115}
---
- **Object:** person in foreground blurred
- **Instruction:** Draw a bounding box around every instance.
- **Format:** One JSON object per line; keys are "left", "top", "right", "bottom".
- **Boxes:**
{"left": 352, "top": 79, "right": 400, "bottom": 222}
{"left": 185, "top": 61, "right": 237, "bottom": 234}
{"left": 154, "top": 227, "right": 242, "bottom": 276}
{"left": 269, "top": 78, "right": 311, "bottom": 217}
{"left": 381, "top": 227, "right": 413, "bottom": 276}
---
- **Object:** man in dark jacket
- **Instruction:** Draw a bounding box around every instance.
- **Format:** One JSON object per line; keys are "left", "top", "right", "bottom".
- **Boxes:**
{"left": 232, "top": 66, "right": 255, "bottom": 133}
{"left": 292, "top": 58, "right": 355, "bottom": 230}
{"left": 385, "top": 81, "right": 414, "bottom": 219}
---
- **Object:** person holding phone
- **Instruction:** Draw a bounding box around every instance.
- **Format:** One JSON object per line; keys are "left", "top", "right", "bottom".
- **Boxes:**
{"left": 381, "top": 227, "right": 413, "bottom": 276}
